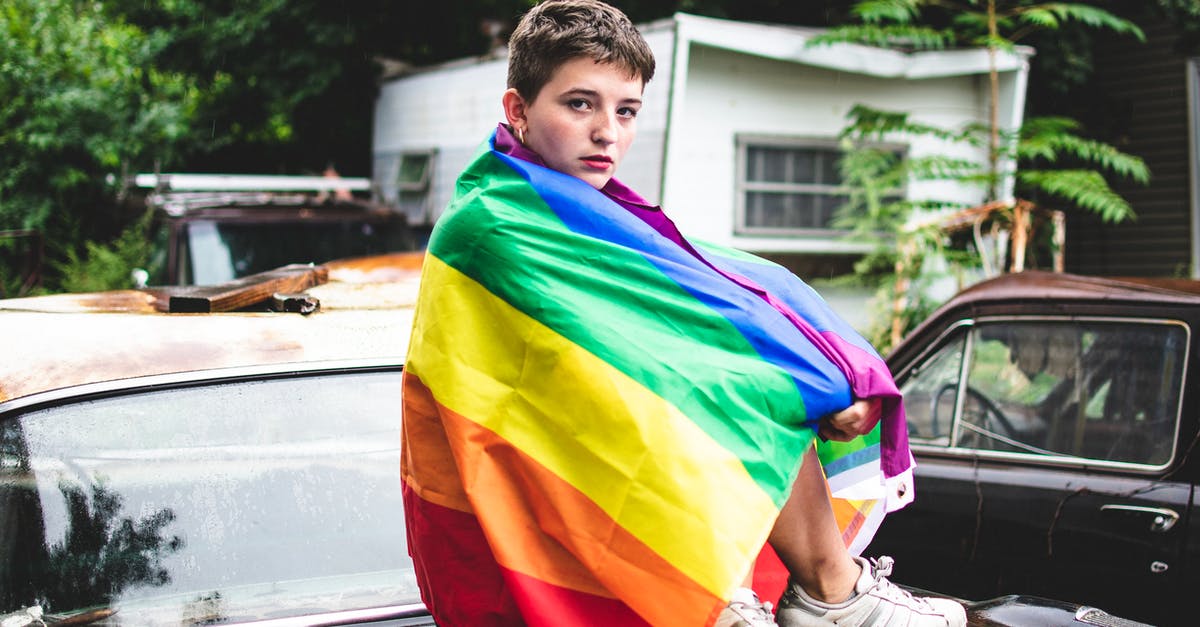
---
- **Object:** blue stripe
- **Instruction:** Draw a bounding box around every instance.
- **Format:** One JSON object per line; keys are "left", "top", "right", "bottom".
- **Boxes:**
{"left": 701, "top": 251, "right": 882, "bottom": 359}
{"left": 822, "top": 443, "right": 881, "bottom": 477}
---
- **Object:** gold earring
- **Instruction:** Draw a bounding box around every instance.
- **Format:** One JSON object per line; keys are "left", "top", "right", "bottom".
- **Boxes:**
{"left": 516, "top": 127, "right": 527, "bottom": 144}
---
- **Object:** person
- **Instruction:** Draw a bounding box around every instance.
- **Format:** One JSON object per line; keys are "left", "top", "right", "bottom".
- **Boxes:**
{"left": 400, "top": 2, "right": 967, "bottom": 626}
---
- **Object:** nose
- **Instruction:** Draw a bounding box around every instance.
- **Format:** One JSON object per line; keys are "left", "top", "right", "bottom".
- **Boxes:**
{"left": 591, "top": 111, "right": 618, "bottom": 145}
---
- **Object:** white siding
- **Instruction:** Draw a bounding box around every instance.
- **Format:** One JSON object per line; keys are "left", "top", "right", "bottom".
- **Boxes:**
{"left": 662, "top": 43, "right": 994, "bottom": 252}
{"left": 371, "top": 12, "right": 1027, "bottom": 251}
{"left": 371, "top": 25, "right": 674, "bottom": 222}
{"left": 373, "top": 57, "right": 508, "bottom": 223}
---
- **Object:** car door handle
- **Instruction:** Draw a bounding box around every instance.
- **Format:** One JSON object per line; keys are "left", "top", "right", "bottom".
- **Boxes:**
{"left": 1100, "top": 504, "right": 1179, "bottom": 532}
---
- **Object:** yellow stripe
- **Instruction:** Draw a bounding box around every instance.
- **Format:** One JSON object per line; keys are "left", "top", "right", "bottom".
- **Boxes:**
{"left": 407, "top": 255, "right": 780, "bottom": 596}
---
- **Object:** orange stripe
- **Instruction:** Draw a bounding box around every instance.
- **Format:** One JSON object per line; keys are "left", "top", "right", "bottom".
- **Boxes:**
{"left": 407, "top": 372, "right": 724, "bottom": 625}
{"left": 831, "top": 497, "right": 868, "bottom": 548}
{"left": 401, "top": 371, "right": 472, "bottom": 513}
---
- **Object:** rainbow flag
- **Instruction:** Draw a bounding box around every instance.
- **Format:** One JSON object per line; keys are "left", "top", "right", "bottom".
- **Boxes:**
{"left": 401, "top": 134, "right": 914, "bottom": 626}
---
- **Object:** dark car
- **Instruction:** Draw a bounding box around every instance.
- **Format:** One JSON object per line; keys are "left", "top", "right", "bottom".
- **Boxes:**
{"left": 870, "top": 270, "right": 1200, "bottom": 626}
{"left": 135, "top": 173, "right": 418, "bottom": 286}
{"left": 0, "top": 260, "right": 1146, "bottom": 626}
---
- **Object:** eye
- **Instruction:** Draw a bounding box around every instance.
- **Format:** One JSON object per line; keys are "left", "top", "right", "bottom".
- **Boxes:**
{"left": 567, "top": 98, "right": 590, "bottom": 111}
{"left": 617, "top": 106, "right": 639, "bottom": 119}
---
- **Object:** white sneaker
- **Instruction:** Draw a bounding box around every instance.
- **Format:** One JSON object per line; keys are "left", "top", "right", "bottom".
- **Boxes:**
{"left": 715, "top": 587, "right": 776, "bottom": 627}
{"left": 775, "top": 556, "right": 966, "bottom": 627}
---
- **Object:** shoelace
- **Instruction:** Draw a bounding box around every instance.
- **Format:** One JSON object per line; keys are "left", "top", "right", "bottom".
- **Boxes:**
{"left": 728, "top": 599, "right": 775, "bottom": 624}
{"left": 864, "top": 556, "right": 938, "bottom": 612}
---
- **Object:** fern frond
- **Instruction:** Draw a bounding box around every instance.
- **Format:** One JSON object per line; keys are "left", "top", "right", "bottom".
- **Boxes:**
{"left": 841, "top": 105, "right": 968, "bottom": 142}
{"left": 1017, "top": 8, "right": 1060, "bottom": 29}
{"left": 903, "top": 155, "right": 982, "bottom": 180}
{"left": 1018, "top": 169, "right": 1136, "bottom": 223}
{"left": 1019, "top": 116, "right": 1150, "bottom": 183}
{"left": 1017, "top": 4, "right": 1146, "bottom": 42}
{"left": 852, "top": 0, "right": 923, "bottom": 24}
{"left": 808, "top": 24, "right": 952, "bottom": 50}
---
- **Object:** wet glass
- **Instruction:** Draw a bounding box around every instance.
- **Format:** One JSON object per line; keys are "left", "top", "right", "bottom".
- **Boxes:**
{"left": 0, "top": 370, "right": 418, "bottom": 624}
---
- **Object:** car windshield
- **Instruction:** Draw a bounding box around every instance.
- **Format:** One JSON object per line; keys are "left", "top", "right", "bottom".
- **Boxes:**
{"left": 183, "top": 219, "right": 415, "bottom": 285}
{"left": 0, "top": 369, "right": 419, "bottom": 624}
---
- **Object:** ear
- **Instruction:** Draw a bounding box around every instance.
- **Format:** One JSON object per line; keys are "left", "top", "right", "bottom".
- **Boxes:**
{"left": 502, "top": 88, "right": 528, "bottom": 130}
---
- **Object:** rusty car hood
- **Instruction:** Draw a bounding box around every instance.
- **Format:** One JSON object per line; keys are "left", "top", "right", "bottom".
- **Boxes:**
{"left": 0, "top": 253, "right": 424, "bottom": 404}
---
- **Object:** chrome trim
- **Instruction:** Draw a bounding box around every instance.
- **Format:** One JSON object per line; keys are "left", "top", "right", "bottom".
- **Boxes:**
{"left": 899, "top": 315, "right": 1190, "bottom": 475}
{"left": 947, "top": 321, "right": 975, "bottom": 449}
{"left": 1074, "top": 605, "right": 1154, "bottom": 627}
{"left": 1099, "top": 504, "right": 1180, "bottom": 532}
{"left": 226, "top": 603, "right": 432, "bottom": 626}
{"left": 892, "top": 318, "right": 975, "bottom": 381}
{"left": 0, "top": 357, "right": 403, "bottom": 418}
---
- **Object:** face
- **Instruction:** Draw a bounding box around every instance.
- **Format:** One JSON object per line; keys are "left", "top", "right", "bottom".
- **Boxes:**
{"left": 504, "top": 57, "right": 643, "bottom": 189}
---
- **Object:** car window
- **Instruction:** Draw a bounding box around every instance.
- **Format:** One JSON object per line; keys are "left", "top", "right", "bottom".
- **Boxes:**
{"left": 0, "top": 369, "right": 418, "bottom": 624}
{"left": 900, "top": 319, "right": 1186, "bottom": 467}
{"left": 181, "top": 219, "right": 416, "bottom": 285}
{"left": 897, "top": 328, "right": 967, "bottom": 444}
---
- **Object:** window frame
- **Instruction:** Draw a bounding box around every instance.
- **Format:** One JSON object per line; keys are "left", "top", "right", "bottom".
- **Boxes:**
{"left": 373, "top": 149, "right": 437, "bottom": 221}
{"left": 895, "top": 315, "right": 1189, "bottom": 474}
{"left": 733, "top": 134, "right": 906, "bottom": 238}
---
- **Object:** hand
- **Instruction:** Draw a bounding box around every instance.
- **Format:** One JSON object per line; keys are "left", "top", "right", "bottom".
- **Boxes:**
{"left": 818, "top": 398, "right": 882, "bottom": 442}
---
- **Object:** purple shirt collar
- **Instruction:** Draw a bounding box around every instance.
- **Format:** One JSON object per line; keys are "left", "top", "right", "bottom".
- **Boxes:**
{"left": 493, "top": 123, "right": 654, "bottom": 209}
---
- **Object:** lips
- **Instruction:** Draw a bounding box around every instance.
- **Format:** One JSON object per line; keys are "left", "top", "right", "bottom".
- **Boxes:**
{"left": 581, "top": 155, "right": 613, "bottom": 170}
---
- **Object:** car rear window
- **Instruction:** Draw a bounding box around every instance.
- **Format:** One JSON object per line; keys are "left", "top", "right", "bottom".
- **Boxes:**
{"left": 0, "top": 369, "right": 418, "bottom": 624}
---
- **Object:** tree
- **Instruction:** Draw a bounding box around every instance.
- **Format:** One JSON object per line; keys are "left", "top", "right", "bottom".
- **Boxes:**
{"left": 811, "top": 1, "right": 1151, "bottom": 350}
{"left": 0, "top": 0, "right": 197, "bottom": 295}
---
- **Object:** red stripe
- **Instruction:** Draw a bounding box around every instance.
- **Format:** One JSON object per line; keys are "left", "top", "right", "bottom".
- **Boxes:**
{"left": 402, "top": 483, "right": 522, "bottom": 626}
{"left": 502, "top": 566, "right": 653, "bottom": 627}
{"left": 751, "top": 544, "right": 789, "bottom": 606}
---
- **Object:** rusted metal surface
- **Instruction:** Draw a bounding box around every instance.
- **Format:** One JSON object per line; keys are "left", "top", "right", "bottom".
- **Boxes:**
{"left": 0, "top": 289, "right": 161, "bottom": 314}
{"left": 946, "top": 270, "right": 1200, "bottom": 307}
{"left": 890, "top": 270, "right": 1200, "bottom": 365}
{"left": 325, "top": 251, "right": 425, "bottom": 280}
{"left": 0, "top": 253, "right": 422, "bottom": 404}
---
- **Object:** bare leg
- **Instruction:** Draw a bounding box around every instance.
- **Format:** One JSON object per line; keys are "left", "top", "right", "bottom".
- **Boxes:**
{"left": 766, "top": 444, "right": 860, "bottom": 602}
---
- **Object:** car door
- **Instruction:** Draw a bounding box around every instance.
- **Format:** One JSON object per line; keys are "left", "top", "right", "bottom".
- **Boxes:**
{"left": 873, "top": 316, "right": 1189, "bottom": 626}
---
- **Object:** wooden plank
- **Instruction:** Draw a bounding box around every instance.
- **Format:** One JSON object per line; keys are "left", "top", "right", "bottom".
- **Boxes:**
{"left": 159, "top": 264, "right": 329, "bottom": 313}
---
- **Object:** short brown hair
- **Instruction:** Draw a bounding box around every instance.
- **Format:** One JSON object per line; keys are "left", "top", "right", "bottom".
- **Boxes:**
{"left": 507, "top": 0, "right": 656, "bottom": 102}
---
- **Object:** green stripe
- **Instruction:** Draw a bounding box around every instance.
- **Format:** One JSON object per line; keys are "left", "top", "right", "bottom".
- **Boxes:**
{"left": 428, "top": 151, "right": 810, "bottom": 501}
{"left": 816, "top": 425, "right": 882, "bottom": 467}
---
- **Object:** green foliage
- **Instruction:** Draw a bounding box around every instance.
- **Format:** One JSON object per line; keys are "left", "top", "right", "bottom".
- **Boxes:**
{"left": 0, "top": 0, "right": 197, "bottom": 293}
{"left": 812, "top": 0, "right": 1150, "bottom": 346}
{"left": 1018, "top": 169, "right": 1135, "bottom": 223}
{"left": 54, "top": 210, "right": 158, "bottom": 294}
{"left": 107, "top": 0, "right": 539, "bottom": 175}
{"left": 853, "top": 0, "right": 923, "bottom": 23}
{"left": 834, "top": 103, "right": 1148, "bottom": 346}
{"left": 1015, "top": 116, "right": 1149, "bottom": 184}
{"left": 808, "top": 23, "right": 953, "bottom": 49}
